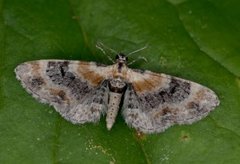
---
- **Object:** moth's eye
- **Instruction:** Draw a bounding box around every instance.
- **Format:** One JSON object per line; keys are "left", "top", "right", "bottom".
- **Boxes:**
{"left": 115, "top": 55, "right": 120, "bottom": 60}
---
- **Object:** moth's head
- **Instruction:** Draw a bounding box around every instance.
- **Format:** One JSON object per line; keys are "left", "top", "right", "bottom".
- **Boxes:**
{"left": 115, "top": 53, "right": 128, "bottom": 64}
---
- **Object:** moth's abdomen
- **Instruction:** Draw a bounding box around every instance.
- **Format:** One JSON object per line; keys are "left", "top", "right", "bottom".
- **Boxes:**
{"left": 106, "top": 92, "right": 122, "bottom": 130}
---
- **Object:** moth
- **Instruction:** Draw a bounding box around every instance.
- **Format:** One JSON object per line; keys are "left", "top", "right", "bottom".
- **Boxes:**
{"left": 15, "top": 44, "right": 220, "bottom": 134}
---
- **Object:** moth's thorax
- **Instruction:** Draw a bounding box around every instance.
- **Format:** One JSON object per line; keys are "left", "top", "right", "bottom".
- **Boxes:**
{"left": 112, "top": 63, "right": 128, "bottom": 79}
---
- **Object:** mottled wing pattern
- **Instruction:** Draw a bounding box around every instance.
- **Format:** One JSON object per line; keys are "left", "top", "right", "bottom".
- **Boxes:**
{"left": 15, "top": 60, "right": 110, "bottom": 124}
{"left": 123, "top": 70, "right": 220, "bottom": 133}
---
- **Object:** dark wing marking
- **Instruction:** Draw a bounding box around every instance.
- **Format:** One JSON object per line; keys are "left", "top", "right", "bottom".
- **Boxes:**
{"left": 15, "top": 60, "right": 110, "bottom": 124}
{"left": 123, "top": 70, "right": 220, "bottom": 133}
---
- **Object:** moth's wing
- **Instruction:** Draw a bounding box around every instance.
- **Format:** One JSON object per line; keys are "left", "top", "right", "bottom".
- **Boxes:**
{"left": 123, "top": 69, "right": 220, "bottom": 133}
{"left": 15, "top": 60, "right": 110, "bottom": 124}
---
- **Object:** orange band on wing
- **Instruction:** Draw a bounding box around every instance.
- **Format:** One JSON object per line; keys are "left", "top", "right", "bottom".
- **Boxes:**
{"left": 131, "top": 72, "right": 167, "bottom": 93}
{"left": 77, "top": 62, "right": 106, "bottom": 86}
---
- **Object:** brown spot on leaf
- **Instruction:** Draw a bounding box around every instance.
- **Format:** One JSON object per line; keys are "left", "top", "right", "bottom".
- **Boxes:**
{"left": 181, "top": 135, "right": 189, "bottom": 141}
{"left": 134, "top": 131, "right": 146, "bottom": 140}
{"left": 180, "top": 132, "right": 191, "bottom": 142}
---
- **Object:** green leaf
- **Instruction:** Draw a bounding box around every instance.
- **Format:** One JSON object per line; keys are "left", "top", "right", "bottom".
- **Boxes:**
{"left": 1, "top": 0, "right": 240, "bottom": 163}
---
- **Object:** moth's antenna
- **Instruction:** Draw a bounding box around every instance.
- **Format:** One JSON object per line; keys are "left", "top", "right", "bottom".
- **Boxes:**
{"left": 127, "top": 44, "right": 148, "bottom": 57}
{"left": 96, "top": 42, "right": 115, "bottom": 63}
{"left": 96, "top": 42, "right": 118, "bottom": 55}
{"left": 128, "top": 56, "right": 148, "bottom": 66}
